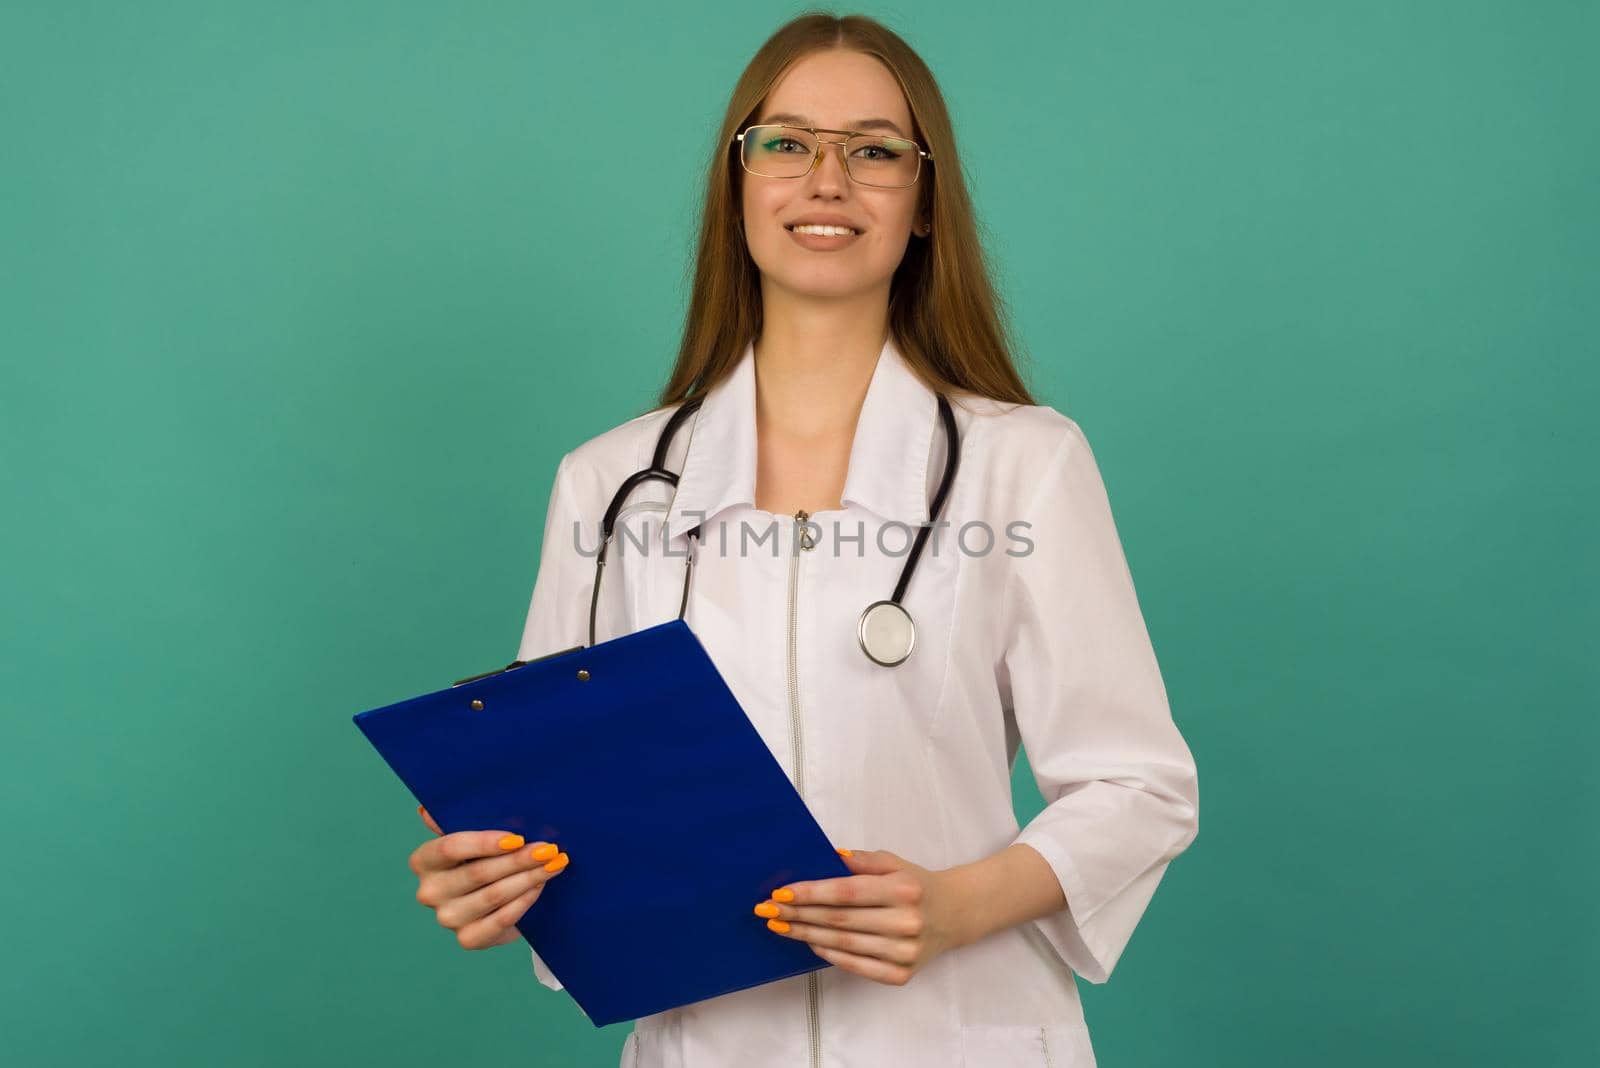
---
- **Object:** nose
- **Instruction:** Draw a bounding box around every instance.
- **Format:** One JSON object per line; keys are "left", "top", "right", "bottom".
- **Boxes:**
{"left": 805, "top": 137, "right": 851, "bottom": 192}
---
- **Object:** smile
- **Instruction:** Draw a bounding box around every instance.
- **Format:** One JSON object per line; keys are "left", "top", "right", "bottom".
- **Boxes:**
{"left": 785, "top": 224, "right": 863, "bottom": 250}
{"left": 786, "top": 223, "right": 861, "bottom": 236}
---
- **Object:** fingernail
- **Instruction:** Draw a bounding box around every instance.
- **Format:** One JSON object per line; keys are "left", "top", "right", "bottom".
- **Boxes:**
{"left": 767, "top": 918, "right": 791, "bottom": 934}
{"left": 498, "top": 834, "right": 524, "bottom": 851}
{"left": 836, "top": 847, "right": 853, "bottom": 857}
{"left": 543, "top": 852, "right": 570, "bottom": 873}
{"left": 754, "top": 901, "right": 780, "bottom": 918}
{"left": 530, "top": 843, "right": 559, "bottom": 862}
{"left": 772, "top": 888, "right": 795, "bottom": 903}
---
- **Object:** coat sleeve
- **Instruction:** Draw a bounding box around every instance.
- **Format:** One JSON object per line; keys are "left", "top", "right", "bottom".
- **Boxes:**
{"left": 517, "top": 450, "right": 592, "bottom": 665}
{"left": 513, "top": 451, "right": 593, "bottom": 992}
{"left": 999, "top": 420, "right": 1200, "bottom": 984}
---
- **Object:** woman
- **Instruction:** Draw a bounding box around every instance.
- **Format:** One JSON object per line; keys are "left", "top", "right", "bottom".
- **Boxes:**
{"left": 408, "top": 13, "right": 1199, "bottom": 1067}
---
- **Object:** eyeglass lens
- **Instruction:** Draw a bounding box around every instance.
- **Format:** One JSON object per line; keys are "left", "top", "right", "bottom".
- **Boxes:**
{"left": 741, "top": 125, "right": 921, "bottom": 187}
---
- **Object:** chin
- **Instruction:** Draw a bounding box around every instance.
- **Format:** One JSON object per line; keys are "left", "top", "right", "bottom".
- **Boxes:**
{"left": 758, "top": 258, "right": 889, "bottom": 300}
{"left": 786, "top": 276, "right": 873, "bottom": 300}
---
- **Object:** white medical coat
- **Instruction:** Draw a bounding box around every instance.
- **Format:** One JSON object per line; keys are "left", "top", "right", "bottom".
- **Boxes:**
{"left": 515, "top": 334, "right": 1200, "bottom": 1067}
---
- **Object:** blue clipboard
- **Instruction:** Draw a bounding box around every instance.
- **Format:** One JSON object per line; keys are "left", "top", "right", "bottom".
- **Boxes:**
{"left": 352, "top": 618, "right": 850, "bottom": 1027}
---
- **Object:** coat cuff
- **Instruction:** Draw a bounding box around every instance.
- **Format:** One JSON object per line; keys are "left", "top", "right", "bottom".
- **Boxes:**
{"left": 530, "top": 945, "right": 564, "bottom": 991}
{"left": 1011, "top": 833, "right": 1120, "bottom": 985}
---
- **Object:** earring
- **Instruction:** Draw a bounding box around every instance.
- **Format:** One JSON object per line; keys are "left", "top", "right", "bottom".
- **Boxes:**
{"left": 919, "top": 223, "right": 931, "bottom": 236}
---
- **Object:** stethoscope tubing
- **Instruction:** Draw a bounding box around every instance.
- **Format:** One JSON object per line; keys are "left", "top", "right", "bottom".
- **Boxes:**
{"left": 588, "top": 388, "right": 958, "bottom": 666}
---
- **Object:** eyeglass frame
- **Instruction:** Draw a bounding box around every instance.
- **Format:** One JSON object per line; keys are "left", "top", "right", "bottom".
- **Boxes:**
{"left": 732, "top": 123, "right": 934, "bottom": 188}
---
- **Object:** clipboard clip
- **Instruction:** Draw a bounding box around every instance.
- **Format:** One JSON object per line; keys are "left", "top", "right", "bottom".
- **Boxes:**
{"left": 451, "top": 645, "right": 584, "bottom": 688}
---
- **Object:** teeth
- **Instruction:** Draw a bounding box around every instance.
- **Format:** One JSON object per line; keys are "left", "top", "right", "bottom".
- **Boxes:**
{"left": 790, "top": 224, "right": 858, "bottom": 236}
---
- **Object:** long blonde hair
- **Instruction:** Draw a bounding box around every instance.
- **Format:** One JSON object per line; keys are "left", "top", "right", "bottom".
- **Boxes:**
{"left": 654, "top": 10, "right": 1036, "bottom": 411}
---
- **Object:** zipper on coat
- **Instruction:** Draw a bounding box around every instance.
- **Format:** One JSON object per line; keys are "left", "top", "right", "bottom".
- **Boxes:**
{"left": 787, "top": 509, "right": 820, "bottom": 1068}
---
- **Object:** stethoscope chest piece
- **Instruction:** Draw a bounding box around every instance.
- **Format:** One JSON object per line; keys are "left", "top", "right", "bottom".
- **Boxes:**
{"left": 858, "top": 599, "right": 916, "bottom": 667}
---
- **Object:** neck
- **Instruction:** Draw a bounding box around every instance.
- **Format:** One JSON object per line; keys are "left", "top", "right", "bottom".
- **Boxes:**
{"left": 752, "top": 279, "right": 890, "bottom": 439}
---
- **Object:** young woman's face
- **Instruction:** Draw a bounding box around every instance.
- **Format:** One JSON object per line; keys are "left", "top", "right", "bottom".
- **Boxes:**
{"left": 739, "top": 49, "right": 926, "bottom": 302}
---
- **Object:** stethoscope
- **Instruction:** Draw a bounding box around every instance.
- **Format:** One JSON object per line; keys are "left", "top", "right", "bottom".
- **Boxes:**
{"left": 588, "top": 390, "right": 960, "bottom": 667}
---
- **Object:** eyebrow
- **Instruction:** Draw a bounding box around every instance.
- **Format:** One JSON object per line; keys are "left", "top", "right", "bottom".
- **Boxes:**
{"left": 757, "top": 111, "right": 909, "bottom": 137}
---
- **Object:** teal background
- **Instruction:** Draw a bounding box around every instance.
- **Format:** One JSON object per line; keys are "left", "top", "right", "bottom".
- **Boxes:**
{"left": 3, "top": 1, "right": 1594, "bottom": 1065}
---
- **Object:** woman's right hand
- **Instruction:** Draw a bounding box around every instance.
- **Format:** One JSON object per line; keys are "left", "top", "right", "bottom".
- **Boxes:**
{"left": 409, "top": 805, "right": 571, "bottom": 950}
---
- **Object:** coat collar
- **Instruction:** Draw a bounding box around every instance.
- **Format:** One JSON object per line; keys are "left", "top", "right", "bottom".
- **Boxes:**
{"left": 663, "top": 333, "right": 939, "bottom": 540}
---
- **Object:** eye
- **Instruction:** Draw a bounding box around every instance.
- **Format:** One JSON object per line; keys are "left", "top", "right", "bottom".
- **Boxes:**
{"left": 858, "top": 144, "right": 894, "bottom": 160}
{"left": 762, "top": 136, "right": 809, "bottom": 154}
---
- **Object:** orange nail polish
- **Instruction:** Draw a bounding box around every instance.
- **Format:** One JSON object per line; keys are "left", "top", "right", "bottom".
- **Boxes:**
{"left": 835, "top": 848, "right": 853, "bottom": 858}
{"left": 754, "top": 901, "right": 780, "bottom": 918}
{"left": 543, "top": 852, "right": 570, "bottom": 873}
{"left": 530, "top": 843, "right": 559, "bottom": 862}
{"left": 767, "top": 918, "right": 791, "bottom": 934}
{"left": 772, "top": 888, "right": 796, "bottom": 903}
{"left": 498, "top": 834, "right": 525, "bottom": 851}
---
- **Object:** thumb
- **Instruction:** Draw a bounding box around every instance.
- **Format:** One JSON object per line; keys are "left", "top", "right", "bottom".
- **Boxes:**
{"left": 418, "top": 804, "right": 443, "bottom": 836}
{"left": 837, "top": 848, "right": 903, "bottom": 875}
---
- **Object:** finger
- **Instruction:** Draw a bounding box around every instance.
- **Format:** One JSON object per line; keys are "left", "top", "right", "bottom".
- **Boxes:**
{"left": 478, "top": 876, "right": 551, "bottom": 946}
{"left": 806, "top": 941, "right": 914, "bottom": 987}
{"left": 488, "top": 922, "right": 526, "bottom": 948}
{"left": 772, "top": 872, "right": 900, "bottom": 908}
{"left": 437, "top": 862, "right": 562, "bottom": 935}
{"left": 768, "top": 902, "right": 920, "bottom": 937}
{"left": 833, "top": 848, "right": 903, "bottom": 876}
{"left": 456, "top": 881, "right": 544, "bottom": 951}
{"left": 768, "top": 919, "right": 919, "bottom": 969}
{"left": 412, "top": 829, "right": 542, "bottom": 876}
{"left": 424, "top": 839, "right": 565, "bottom": 904}
{"left": 418, "top": 805, "right": 443, "bottom": 836}
{"left": 487, "top": 881, "right": 543, "bottom": 935}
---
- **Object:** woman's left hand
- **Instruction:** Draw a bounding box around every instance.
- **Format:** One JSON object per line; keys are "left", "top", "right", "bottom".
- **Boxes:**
{"left": 755, "top": 849, "right": 970, "bottom": 986}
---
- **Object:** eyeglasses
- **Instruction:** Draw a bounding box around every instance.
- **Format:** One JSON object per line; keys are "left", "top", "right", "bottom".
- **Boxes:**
{"left": 733, "top": 123, "right": 932, "bottom": 189}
